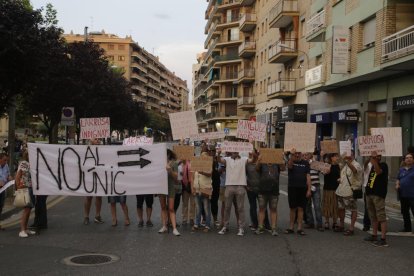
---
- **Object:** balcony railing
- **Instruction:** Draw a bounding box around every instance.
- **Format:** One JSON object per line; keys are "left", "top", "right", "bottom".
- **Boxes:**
{"left": 204, "top": 21, "right": 220, "bottom": 48}
{"left": 239, "top": 13, "right": 256, "bottom": 30}
{"left": 382, "top": 24, "right": 414, "bottom": 62}
{"left": 239, "top": 41, "right": 256, "bottom": 53}
{"left": 132, "top": 62, "right": 147, "bottom": 74}
{"left": 221, "top": 71, "right": 239, "bottom": 80}
{"left": 267, "top": 79, "right": 296, "bottom": 96}
{"left": 218, "top": 0, "right": 241, "bottom": 8}
{"left": 132, "top": 52, "right": 148, "bottom": 64}
{"left": 147, "top": 63, "right": 160, "bottom": 75}
{"left": 218, "top": 33, "right": 241, "bottom": 44}
{"left": 131, "top": 73, "right": 148, "bottom": 84}
{"left": 214, "top": 54, "right": 241, "bottom": 63}
{"left": 237, "top": 96, "right": 254, "bottom": 105}
{"left": 238, "top": 68, "right": 255, "bottom": 79}
{"left": 269, "top": 0, "right": 298, "bottom": 28}
{"left": 268, "top": 39, "right": 297, "bottom": 60}
{"left": 205, "top": 38, "right": 219, "bottom": 60}
{"left": 306, "top": 10, "right": 326, "bottom": 38}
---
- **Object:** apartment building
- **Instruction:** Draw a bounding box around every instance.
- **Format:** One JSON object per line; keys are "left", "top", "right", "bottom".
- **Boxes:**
{"left": 64, "top": 31, "right": 189, "bottom": 117}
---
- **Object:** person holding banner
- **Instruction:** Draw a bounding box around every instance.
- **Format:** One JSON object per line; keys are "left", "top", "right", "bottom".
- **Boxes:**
{"left": 396, "top": 153, "right": 414, "bottom": 233}
{"left": 108, "top": 195, "right": 130, "bottom": 227}
{"left": 158, "top": 149, "right": 180, "bottom": 236}
{"left": 285, "top": 149, "right": 311, "bottom": 236}
{"left": 246, "top": 149, "right": 260, "bottom": 232}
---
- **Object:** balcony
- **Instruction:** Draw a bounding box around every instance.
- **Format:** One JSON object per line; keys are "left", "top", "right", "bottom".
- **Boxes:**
{"left": 147, "top": 63, "right": 160, "bottom": 75}
{"left": 217, "top": 0, "right": 242, "bottom": 11}
{"left": 382, "top": 24, "right": 414, "bottom": 63}
{"left": 147, "top": 92, "right": 161, "bottom": 101}
{"left": 240, "top": 0, "right": 255, "bottom": 6}
{"left": 204, "top": 38, "right": 220, "bottom": 60}
{"left": 132, "top": 62, "right": 148, "bottom": 74}
{"left": 204, "top": 21, "right": 221, "bottom": 48}
{"left": 147, "top": 71, "right": 161, "bottom": 82}
{"left": 131, "top": 73, "right": 148, "bottom": 84}
{"left": 216, "top": 33, "right": 243, "bottom": 47}
{"left": 267, "top": 79, "right": 296, "bottom": 99}
{"left": 214, "top": 54, "right": 242, "bottom": 65}
{"left": 237, "top": 96, "right": 255, "bottom": 109}
{"left": 306, "top": 10, "right": 326, "bottom": 42}
{"left": 131, "top": 85, "right": 147, "bottom": 95}
{"left": 239, "top": 13, "right": 256, "bottom": 32}
{"left": 237, "top": 68, "right": 255, "bottom": 83}
{"left": 146, "top": 82, "right": 161, "bottom": 92}
{"left": 132, "top": 52, "right": 148, "bottom": 64}
{"left": 217, "top": 15, "right": 240, "bottom": 31}
{"left": 217, "top": 71, "right": 239, "bottom": 83}
{"left": 268, "top": 39, "right": 298, "bottom": 63}
{"left": 269, "top": 0, "right": 299, "bottom": 28}
{"left": 238, "top": 41, "right": 256, "bottom": 58}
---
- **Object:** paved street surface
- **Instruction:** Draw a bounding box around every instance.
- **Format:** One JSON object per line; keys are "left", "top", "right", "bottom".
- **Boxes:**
{"left": 1, "top": 174, "right": 414, "bottom": 276}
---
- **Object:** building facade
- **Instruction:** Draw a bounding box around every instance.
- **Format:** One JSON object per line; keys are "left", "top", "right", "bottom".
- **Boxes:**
{"left": 64, "top": 31, "right": 189, "bottom": 117}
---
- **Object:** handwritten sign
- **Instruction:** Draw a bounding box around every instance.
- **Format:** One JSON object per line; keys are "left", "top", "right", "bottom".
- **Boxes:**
{"left": 28, "top": 143, "right": 168, "bottom": 196}
{"left": 357, "top": 135, "right": 386, "bottom": 156}
{"left": 80, "top": 117, "right": 110, "bottom": 139}
{"left": 236, "top": 120, "right": 266, "bottom": 142}
{"left": 123, "top": 136, "right": 153, "bottom": 146}
{"left": 310, "top": 161, "right": 331, "bottom": 174}
{"left": 0, "top": 180, "right": 15, "bottom": 194}
{"left": 169, "top": 111, "right": 198, "bottom": 140}
{"left": 190, "top": 155, "right": 213, "bottom": 173}
{"left": 371, "top": 127, "right": 403, "bottom": 157}
{"left": 339, "top": 141, "right": 352, "bottom": 157}
{"left": 320, "top": 140, "right": 339, "bottom": 154}
{"left": 284, "top": 122, "right": 316, "bottom": 153}
{"left": 259, "top": 148, "right": 285, "bottom": 164}
{"left": 220, "top": 141, "right": 253, "bottom": 153}
{"left": 189, "top": 131, "right": 226, "bottom": 141}
{"left": 173, "top": 146, "right": 195, "bottom": 160}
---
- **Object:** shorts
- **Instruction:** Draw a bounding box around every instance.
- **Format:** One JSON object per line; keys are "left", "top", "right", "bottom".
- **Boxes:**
{"left": 288, "top": 187, "right": 307, "bottom": 209}
{"left": 366, "top": 195, "right": 386, "bottom": 222}
{"left": 258, "top": 193, "right": 279, "bottom": 210}
{"left": 136, "top": 194, "right": 154, "bottom": 209}
{"left": 108, "top": 196, "right": 127, "bottom": 204}
{"left": 337, "top": 196, "right": 357, "bottom": 211}
{"left": 219, "top": 187, "right": 226, "bottom": 202}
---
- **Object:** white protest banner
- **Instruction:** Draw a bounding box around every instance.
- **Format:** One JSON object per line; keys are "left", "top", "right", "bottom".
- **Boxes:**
{"left": 320, "top": 140, "right": 339, "bottom": 154}
{"left": 169, "top": 111, "right": 198, "bottom": 140}
{"left": 284, "top": 122, "right": 316, "bottom": 153}
{"left": 310, "top": 161, "right": 331, "bottom": 174}
{"left": 371, "top": 127, "right": 403, "bottom": 157}
{"left": 339, "top": 141, "right": 352, "bottom": 157}
{"left": 221, "top": 141, "right": 253, "bottom": 153}
{"left": 189, "top": 131, "right": 226, "bottom": 141}
{"left": 123, "top": 136, "right": 153, "bottom": 146}
{"left": 236, "top": 120, "right": 266, "bottom": 142}
{"left": 357, "top": 135, "right": 386, "bottom": 156}
{"left": 173, "top": 145, "right": 195, "bottom": 160}
{"left": 259, "top": 148, "right": 285, "bottom": 164}
{"left": 80, "top": 117, "right": 110, "bottom": 140}
{"left": 28, "top": 143, "right": 168, "bottom": 196}
{"left": 0, "top": 180, "right": 15, "bottom": 194}
{"left": 190, "top": 156, "right": 213, "bottom": 174}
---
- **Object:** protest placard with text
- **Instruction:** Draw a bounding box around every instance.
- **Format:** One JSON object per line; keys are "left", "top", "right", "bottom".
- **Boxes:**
{"left": 320, "top": 140, "right": 339, "bottom": 154}
{"left": 371, "top": 127, "right": 402, "bottom": 157}
{"left": 236, "top": 120, "right": 266, "bottom": 142}
{"left": 173, "top": 145, "right": 195, "bottom": 160}
{"left": 169, "top": 111, "right": 198, "bottom": 140}
{"left": 80, "top": 117, "right": 110, "bottom": 140}
{"left": 357, "top": 135, "right": 386, "bottom": 156}
{"left": 259, "top": 148, "right": 285, "bottom": 164}
{"left": 310, "top": 161, "right": 331, "bottom": 174}
{"left": 339, "top": 141, "right": 352, "bottom": 157}
{"left": 189, "top": 131, "right": 226, "bottom": 141}
{"left": 123, "top": 136, "right": 153, "bottom": 146}
{"left": 220, "top": 141, "right": 253, "bottom": 153}
{"left": 284, "top": 122, "right": 316, "bottom": 153}
{"left": 190, "top": 155, "right": 213, "bottom": 173}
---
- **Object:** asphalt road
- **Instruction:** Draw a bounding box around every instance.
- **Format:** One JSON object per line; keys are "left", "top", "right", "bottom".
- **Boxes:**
{"left": 0, "top": 174, "right": 413, "bottom": 276}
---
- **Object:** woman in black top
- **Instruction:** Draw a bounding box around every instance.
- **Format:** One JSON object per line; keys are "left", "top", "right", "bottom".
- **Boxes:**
{"left": 322, "top": 153, "right": 341, "bottom": 230}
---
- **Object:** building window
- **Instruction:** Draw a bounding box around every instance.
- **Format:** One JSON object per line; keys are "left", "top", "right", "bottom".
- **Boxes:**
{"left": 108, "top": 44, "right": 115, "bottom": 50}
{"left": 118, "top": 55, "right": 125, "bottom": 61}
{"left": 362, "top": 17, "right": 376, "bottom": 48}
{"left": 108, "top": 55, "right": 114, "bottom": 61}
{"left": 118, "top": 44, "right": 125, "bottom": 50}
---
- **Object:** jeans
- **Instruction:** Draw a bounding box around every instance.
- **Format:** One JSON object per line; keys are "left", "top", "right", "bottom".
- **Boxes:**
{"left": 400, "top": 197, "right": 414, "bottom": 231}
{"left": 224, "top": 186, "right": 246, "bottom": 229}
{"left": 305, "top": 185, "right": 323, "bottom": 226}
{"left": 195, "top": 194, "right": 211, "bottom": 227}
{"left": 181, "top": 190, "right": 195, "bottom": 222}
{"left": 246, "top": 189, "right": 258, "bottom": 227}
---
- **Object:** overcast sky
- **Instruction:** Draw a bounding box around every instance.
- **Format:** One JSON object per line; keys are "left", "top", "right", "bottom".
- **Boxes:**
{"left": 30, "top": 0, "right": 206, "bottom": 97}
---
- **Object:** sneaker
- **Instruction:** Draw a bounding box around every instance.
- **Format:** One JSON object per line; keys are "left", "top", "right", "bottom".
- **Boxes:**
{"left": 146, "top": 220, "right": 153, "bottom": 227}
{"left": 249, "top": 224, "right": 257, "bottom": 231}
{"left": 218, "top": 227, "right": 228, "bottom": 235}
{"left": 83, "top": 217, "right": 89, "bottom": 225}
{"left": 237, "top": 228, "right": 245, "bottom": 236}
{"left": 172, "top": 228, "right": 181, "bottom": 236}
{"left": 255, "top": 226, "right": 264, "bottom": 235}
{"left": 192, "top": 225, "right": 200, "bottom": 231}
{"left": 26, "top": 230, "right": 36, "bottom": 235}
{"left": 203, "top": 226, "right": 210, "bottom": 232}
{"left": 138, "top": 221, "right": 144, "bottom": 227}
{"left": 271, "top": 229, "right": 279, "bottom": 236}
{"left": 215, "top": 221, "right": 220, "bottom": 227}
{"left": 19, "top": 231, "right": 28, "bottom": 238}
{"left": 372, "top": 239, "right": 389, "bottom": 247}
{"left": 94, "top": 216, "right": 104, "bottom": 224}
{"left": 158, "top": 226, "right": 168, "bottom": 233}
{"left": 364, "top": 235, "right": 378, "bottom": 242}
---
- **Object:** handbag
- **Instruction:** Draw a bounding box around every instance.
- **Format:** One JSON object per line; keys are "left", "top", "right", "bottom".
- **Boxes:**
{"left": 345, "top": 169, "right": 362, "bottom": 200}
{"left": 13, "top": 188, "right": 32, "bottom": 208}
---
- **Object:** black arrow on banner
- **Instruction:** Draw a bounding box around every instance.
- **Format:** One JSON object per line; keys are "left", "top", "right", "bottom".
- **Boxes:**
{"left": 118, "top": 159, "right": 151, "bottom": 168}
{"left": 117, "top": 148, "right": 149, "bottom": 157}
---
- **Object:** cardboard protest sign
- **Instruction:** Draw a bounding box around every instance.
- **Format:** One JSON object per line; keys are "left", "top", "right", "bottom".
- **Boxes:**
{"left": 236, "top": 120, "right": 266, "bottom": 142}
{"left": 371, "top": 127, "right": 403, "bottom": 157}
{"left": 80, "top": 117, "right": 110, "bottom": 139}
{"left": 339, "top": 141, "right": 352, "bottom": 157}
{"left": 28, "top": 143, "right": 168, "bottom": 196}
{"left": 0, "top": 180, "right": 14, "bottom": 194}
{"left": 173, "top": 145, "right": 195, "bottom": 160}
{"left": 189, "top": 131, "right": 226, "bottom": 141}
{"left": 220, "top": 141, "right": 253, "bottom": 153}
{"left": 123, "top": 136, "right": 153, "bottom": 146}
{"left": 190, "top": 155, "right": 213, "bottom": 173}
{"left": 357, "top": 135, "right": 386, "bottom": 156}
{"left": 310, "top": 161, "right": 331, "bottom": 174}
{"left": 320, "top": 140, "right": 339, "bottom": 154}
{"left": 284, "top": 122, "right": 316, "bottom": 153}
{"left": 169, "top": 111, "right": 198, "bottom": 140}
{"left": 259, "top": 148, "right": 285, "bottom": 164}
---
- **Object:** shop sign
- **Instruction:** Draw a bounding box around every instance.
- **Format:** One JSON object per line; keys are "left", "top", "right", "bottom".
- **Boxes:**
{"left": 310, "top": 112, "right": 332, "bottom": 124}
{"left": 332, "top": 109, "right": 359, "bottom": 122}
{"left": 393, "top": 95, "right": 414, "bottom": 111}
